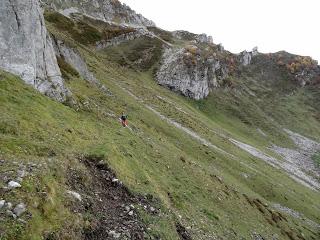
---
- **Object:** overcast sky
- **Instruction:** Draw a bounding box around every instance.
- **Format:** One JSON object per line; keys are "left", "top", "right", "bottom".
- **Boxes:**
{"left": 120, "top": 0, "right": 320, "bottom": 62}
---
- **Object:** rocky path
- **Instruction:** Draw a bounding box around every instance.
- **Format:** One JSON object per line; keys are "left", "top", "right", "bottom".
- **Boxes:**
{"left": 230, "top": 132, "right": 320, "bottom": 191}
{"left": 117, "top": 84, "right": 233, "bottom": 157}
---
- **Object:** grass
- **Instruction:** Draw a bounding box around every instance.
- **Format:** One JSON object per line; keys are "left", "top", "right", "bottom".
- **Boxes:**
{"left": 312, "top": 152, "right": 320, "bottom": 167}
{"left": 1, "top": 13, "right": 320, "bottom": 240}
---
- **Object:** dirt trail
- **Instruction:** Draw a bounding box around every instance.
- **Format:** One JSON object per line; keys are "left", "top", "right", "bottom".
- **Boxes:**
{"left": 118, "top": 84, "right": 233, "bottom": 157}
{"left": 145, "top": 105, "right": 232, "bottom": 157}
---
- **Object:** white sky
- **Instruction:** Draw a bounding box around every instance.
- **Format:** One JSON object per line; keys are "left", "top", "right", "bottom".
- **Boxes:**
{"left": 120, "top": 0, "right": 320, "bottom": 62}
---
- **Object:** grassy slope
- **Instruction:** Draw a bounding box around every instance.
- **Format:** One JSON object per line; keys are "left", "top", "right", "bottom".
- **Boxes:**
{"left": 1, "top": 13, "right": 320, "bottom": 240}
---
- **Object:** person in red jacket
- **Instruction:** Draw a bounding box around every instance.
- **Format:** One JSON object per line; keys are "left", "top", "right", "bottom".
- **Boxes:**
{"left": 120, "top": 112, "right": 128, "bottom": 127}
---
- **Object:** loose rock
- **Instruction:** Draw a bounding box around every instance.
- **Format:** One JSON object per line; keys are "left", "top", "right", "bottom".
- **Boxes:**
{"left": 13, "top": 203, "right": 27, "bottom": 217}
{"left": 6, "top": 210, "right": 17, "bottom": 219}
{"left": 67, "top": 190, "right": 82, "bottom": 201}
{"left": 8, "top": 181, "right": 21, "bottom": 189}
{"left": 0, "top": 200, "right": 5, "bottom": 209}
{"left": 5, "top": 202, "right": 13, "bottom": 210}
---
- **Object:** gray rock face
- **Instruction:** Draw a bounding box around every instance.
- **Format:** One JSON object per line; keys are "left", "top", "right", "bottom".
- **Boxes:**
{"left": 0, "top": 0, "right": 69, "bottom": 102}
{"left": 43, "top": 0, "right": 155, "bottom": 27}
{"left": 239, "top": 47, "right": 259, "bottom": 66}
{"left": 172, "top": 31, "right": 213, "bottom": 45}
{"left": 53, "top": 39, "right": 97, "bottom": 83}
{"left": 156, "top": 47, "right": 227, "bottom": 100}
{"left": 195, "top": 33, "right": 213, "bottom": 44}
{"left": 96, "top": 28, "right": 154, "bottom": 49}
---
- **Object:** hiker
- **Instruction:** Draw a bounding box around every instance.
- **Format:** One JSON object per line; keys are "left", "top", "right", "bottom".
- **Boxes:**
{"left": 120, "top": 112, "right": 128, "bottom": 127}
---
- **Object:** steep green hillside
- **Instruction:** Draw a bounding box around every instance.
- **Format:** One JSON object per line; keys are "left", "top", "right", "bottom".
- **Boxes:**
{"left": 1, "top": 11, "right": 320, "bottom": 240}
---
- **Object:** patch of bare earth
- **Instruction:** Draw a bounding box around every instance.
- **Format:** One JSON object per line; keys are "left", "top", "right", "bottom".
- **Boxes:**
{"left": 66, "top": 155, "right": 191, "bottom": 240}
{"left": 67, "top": 156, "right": 153, "bottom": 240}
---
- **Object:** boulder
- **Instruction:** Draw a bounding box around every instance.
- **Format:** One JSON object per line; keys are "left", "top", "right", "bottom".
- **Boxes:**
{"left": 13, "top": 203, "right": 27, "bottom": 217}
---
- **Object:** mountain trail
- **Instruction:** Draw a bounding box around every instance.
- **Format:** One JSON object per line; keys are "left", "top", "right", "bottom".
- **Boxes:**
{"left": 117, "top": 83, "right": 233, "bottom": 157}
{"left": 229, "top": 136, "right": 320, "bottom": 191}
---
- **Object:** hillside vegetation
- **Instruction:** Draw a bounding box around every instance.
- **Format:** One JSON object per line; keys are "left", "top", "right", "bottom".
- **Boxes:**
{"left": 0, "top": 9, "right": 320, "bottom": 240}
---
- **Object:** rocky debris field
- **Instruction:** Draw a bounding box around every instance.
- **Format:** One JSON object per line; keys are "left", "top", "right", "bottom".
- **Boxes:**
{"left": 66, "top": 155, "right": 187, "bottom": 240}
{"left": 230, "top": 129, "right": 320, "bottom": 191}
{"left": 0, "top": 159, "right": 41, "bottom": 234}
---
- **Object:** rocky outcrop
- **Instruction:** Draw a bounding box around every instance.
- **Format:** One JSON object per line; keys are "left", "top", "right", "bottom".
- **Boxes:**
{"left": 96, "top": 28, "right": 154, "bottom": 49}
{"left": 0, "top": 0, "right": 69, "bottom": 102}
{"left": 52, "top": 38, "right": 113, "bottom": 96}
{"left": 195, "top": 33, "right": 213, "bottom": 44}
{"left": 239, "top": 47, "right": 259, "bottom": 66}
{"left": 53, "top": 39, "right": 97, "bottom": 83}
{"left": 156, "top": 46, "right": 227, "bottom": 100}
{"left": 43, "top": 0, "right": 155, "bottom": 27}
{"left": 172, "top": 31, "right": 213, "bottom": 45}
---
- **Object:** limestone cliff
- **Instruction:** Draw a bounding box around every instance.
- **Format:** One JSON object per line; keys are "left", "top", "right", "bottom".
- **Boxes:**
{"left": 156, "top": 46, "right": 228, "bottom": 100}
{"left": 0, "top": 0, "right": 69, "bottom": 101}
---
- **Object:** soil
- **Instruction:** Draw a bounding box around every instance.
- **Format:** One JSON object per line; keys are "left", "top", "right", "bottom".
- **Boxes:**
{"left": 67, "top": 155, "right": 151, "bottom": 240}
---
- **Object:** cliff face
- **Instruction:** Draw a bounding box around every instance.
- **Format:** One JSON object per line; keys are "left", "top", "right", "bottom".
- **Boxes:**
{"left": 156, "top": 47, "right": 228, "bottom": 100}
{"left": 42, "top": 0, "right": 155, "bottom": 27}
{"left": 0, "top": 0, "right": 69, "bottom": 101}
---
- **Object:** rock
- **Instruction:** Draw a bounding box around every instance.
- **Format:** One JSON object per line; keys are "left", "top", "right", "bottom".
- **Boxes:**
{"left": 128, "top": 210, "right": 134, "bottom": 216}
{"left": 239, "top": 47, "right": 259, "bottom": 66}
{"left": 8, "top": 181, "right": 21, "bottom": 189}
{"left": 196, "top": 33, "right": 213, "bottom": 44}
{"left": 96, "top": 29, "right": 153, "bottom": 49}
{"left": 109, "top": 230, "right": 121, "bottom": 239}
{"left": 150, "top": 207, "right": 156, "bottom": 213}
{"left": 239, "top": 51, "right": 252, "bottom": 66}
{"left": 52, "top": 39, "right": 97, "bottom": 83}
{"left": 13, "top": 203, "right": 27, "bottom": 217}
{"left": 112, "top": 178, "right": 119, "bottom": 183}
{"left": 252, "top": 46, "right": 259, "bottom": 56}
{"left": 5, "top": 202, "right": 13, "bottom": 210}
{"left": 0, "top": 200, "right": 5, "bottom": 209}
{"left": 125, "top": 206, "right": 130, "bottom": 212}
{"left": 67, "top": 190, "right": 82, "bottom": 201}
{"left": 6, "top": 210, "right": 17, "bottom": 219}
{"left": 156, "top": 47, "right": 227, "bottom": 100}
{"left": 17, "top": 169, "right": 26, "bottom": 178}
{"left": 42, "top": 0, "right": 155, "bottom": 27}
{"left": 0, "top": 0, "right": 69, "bottom": 102}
